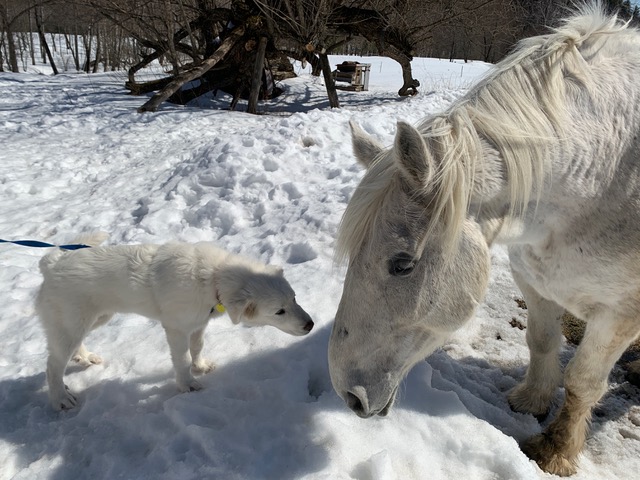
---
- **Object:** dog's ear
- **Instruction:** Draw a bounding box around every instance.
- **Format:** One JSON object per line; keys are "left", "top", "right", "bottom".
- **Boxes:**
{"left": 243, "top": 301, "right": 257, "bottom": 319}
{"left": 226, "top": 295, "right": 257, "bottom": 325}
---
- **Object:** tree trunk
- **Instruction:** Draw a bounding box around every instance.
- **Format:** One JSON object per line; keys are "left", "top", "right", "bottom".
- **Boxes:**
{"left": 35, "top": 8, "right": 58, "bottom": 75}
{"left": 310, "top": 54, "right": 322, "bottom": 76}
{"left": 378, "top": 46, "right": 418, "bottom": 96}
{"left": 126, "top": 21, "right": 196, "bottom": 85}
{"left": 128, "top": 50, "right": 163, "bottom": 84}
{"left": 64, "top": 33, "right": 79, "bottom": 71}
{"left": 138, "top": 27, "right": 245, "bottom": 113}
{"left": 247, "top": 36, "right": 268, "bottom": 114}
{"left": 83, "top": 30, "right": 92, "bottom": 72}
{"left": 93, "top": 26, "right": 101, "bottom": 73}
{"left": 74, "top": 30, "right": 80, "bottom": 71}
{"left": 3, "top": 17, "right": 19, "bottom": 72}
{"left": 28, "top": 10, "right": 35, "bottom": 66}
{"left": 319, "top": 51, "right": 339, "bottom": 108}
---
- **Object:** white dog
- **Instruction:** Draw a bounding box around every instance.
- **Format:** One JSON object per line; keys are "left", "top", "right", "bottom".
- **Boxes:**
{"left": 36, "top": 233, "right": 314, "bottom": 410}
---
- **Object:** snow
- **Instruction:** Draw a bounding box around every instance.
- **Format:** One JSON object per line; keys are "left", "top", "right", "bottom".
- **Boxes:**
{"left": 1, "top": 54, "right": 639, "bottom": 480}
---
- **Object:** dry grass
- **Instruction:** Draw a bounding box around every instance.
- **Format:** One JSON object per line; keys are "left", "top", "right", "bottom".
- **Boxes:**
{"left": 561, "top": 311, "right": 640, "bottom": 354}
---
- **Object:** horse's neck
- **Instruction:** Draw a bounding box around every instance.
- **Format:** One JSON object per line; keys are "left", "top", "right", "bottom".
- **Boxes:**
{"left": 469, "top": 138, "right": 507, "bottom": 203}
{"left": 468, "top": 138, "right": 536, "bottom": 246}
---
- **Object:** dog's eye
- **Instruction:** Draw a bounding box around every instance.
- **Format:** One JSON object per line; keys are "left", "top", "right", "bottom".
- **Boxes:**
{"left": 275, "top": 309, "right": 285, "bottom": 315}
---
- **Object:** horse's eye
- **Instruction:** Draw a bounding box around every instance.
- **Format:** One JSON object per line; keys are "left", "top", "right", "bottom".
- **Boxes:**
{"left": 275, "top": 309, "right": 285, "bottom": 315}
{"left": 388, "top": 252, "right": 416, "bottom": 277}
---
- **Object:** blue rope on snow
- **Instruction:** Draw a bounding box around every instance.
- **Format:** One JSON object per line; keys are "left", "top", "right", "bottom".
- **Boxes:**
{"left": 0, "top": 239, "right": 91, "bottom": 251}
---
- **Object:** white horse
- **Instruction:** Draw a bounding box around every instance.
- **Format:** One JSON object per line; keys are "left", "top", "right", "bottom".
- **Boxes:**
{"left": 328, "top": 4, "right": 640, "bottom": 476}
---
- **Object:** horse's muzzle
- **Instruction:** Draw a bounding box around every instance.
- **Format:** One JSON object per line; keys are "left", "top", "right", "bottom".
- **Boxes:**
{"left": 344, "top": 385, "right": 397, "bottom": 418}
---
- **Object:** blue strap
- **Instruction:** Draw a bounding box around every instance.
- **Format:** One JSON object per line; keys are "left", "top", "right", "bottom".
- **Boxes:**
{"left": 0, "top": 239, "right": 91, "bottom": 250}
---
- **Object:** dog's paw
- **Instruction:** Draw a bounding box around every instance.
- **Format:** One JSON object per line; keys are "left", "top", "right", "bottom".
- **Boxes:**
{"left": 191, "top": 359, "right": 215, "bottom": 375}
{"left": 188, "top": 381, "right": 204, "bottom": 392}
{"left": 178, "top": 378, "right": 204, "bottom": 393}
{"left": 72, "top": 352, "right": 103, "bottom": 367}
{"left": 51, "top": 385, "right": 79, "bottom": 411}
{"left": 72, "top": 344, "right": 104, "bottom": 367}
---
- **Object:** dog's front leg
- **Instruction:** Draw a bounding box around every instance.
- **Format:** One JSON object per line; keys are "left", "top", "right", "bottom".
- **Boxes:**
{"left": 189, "top": 328, "right": 215, "bottom": 375}
{"left": 163, "top": 326, "right": 202, "bottom": 392}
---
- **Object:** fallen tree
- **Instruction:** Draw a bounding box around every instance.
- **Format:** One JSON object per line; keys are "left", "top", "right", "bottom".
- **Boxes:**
{"left": 95, "top": 1, "right": 504, "bottom": 112}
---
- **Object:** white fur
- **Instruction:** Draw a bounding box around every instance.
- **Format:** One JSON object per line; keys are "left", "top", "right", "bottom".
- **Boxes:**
{"left": 330, "top": 4, "right": 640, "bottom": 476}
{"left": 37, "top": 233, "right": 313, "bottom": 410}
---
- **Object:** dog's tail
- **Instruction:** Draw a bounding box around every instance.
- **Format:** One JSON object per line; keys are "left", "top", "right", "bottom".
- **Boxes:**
{"left": 39, "top": 231, "right": 108, "bottom": 273}
{"left": 68, "top": 231, "right": 109, "bottom": 248}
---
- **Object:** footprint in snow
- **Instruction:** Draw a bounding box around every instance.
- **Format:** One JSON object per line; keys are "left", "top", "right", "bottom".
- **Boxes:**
{"left": 132, "top": 198, "right": 150, "bottom": 224}
{"left": 263, "top": 158, "right": 279, "bottom": 172}
{"left": 286, "top": 242, "right": 317, "bottom": 264}
{"left": 301, "top": 136, "right": 316, "bottom": 147}
{"left": 281, "top": 182, "right": 303, "bottom": 200}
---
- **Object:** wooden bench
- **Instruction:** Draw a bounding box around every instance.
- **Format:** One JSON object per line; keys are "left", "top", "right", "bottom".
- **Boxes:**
{"left": 332, "top": 62, "right": 371, "bottom": 91}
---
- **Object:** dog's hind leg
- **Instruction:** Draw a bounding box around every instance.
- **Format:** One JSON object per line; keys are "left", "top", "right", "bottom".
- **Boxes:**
{"left": 45, "top": 322, "right": 90, "bottom": 410}
{"left": 163, "top": 326, "right": 203, "bottom": 392}
{"left": 189, "top": 327, "right": 215, "bottom": 375}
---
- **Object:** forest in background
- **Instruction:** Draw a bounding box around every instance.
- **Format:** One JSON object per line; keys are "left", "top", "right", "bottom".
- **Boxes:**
{"left": 2, "top": 1, "right": 639, "bottom": 111}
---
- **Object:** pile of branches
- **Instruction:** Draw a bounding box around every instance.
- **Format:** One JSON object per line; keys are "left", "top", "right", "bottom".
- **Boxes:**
{"left": 96, "top": 0, "right": 424, "bottom": 113}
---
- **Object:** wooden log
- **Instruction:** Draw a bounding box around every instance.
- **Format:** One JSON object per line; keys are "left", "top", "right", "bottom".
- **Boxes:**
{"left": 247, "top": 36, "right": 268, "bottom": 114}
{"left": 319, "top": 52, "right": 339, "bottom": 108}
{"left": 125, "top": 76, "right": 174, "bottom": 96}
{"left": 138, "top": 27, "right": 245, "bottom": 113}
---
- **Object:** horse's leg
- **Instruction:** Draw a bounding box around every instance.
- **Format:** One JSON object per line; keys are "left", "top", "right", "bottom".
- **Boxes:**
{"left": 523, "top": 314, "right": 640, "bottom": 476}
{"left": 508, "top": 270, "right": 564, "bottom": 416}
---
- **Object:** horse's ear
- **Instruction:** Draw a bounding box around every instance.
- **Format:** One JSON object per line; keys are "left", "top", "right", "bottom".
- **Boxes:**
{"left": 350, "top": 120, "right": 384, "bottom": 169}
{"left": 394, "top": 121, "right": 434, "bottom": 188}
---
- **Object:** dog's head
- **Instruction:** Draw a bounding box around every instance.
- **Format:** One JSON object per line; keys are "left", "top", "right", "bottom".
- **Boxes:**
{"left": 222, "top": 266, "right": 314, "bottom": 336}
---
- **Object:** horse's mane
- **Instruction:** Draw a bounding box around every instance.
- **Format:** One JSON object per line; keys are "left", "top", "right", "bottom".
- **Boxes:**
{"left": 336, "top": 4, "right": 628, "bottom": 264}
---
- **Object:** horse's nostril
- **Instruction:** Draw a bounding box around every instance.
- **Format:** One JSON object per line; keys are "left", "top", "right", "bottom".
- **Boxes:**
{"left": 346, "top": 391, "right": 364, "bottom": 413}
{"left": 304, "top": 320, "right": 314, "bottom": 332}
{"left": 345, "top": 386, "right": 370, "bottom": 417}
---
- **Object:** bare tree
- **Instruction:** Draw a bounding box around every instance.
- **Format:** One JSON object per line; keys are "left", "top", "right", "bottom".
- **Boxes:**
{"left": 138, "top": 25, "right": 245, "bottom": 112}
{"left": 34, "top": 2, "right": 57, "bottom": 73}
{"left": 0, "top": 0, "right": 24, "bottom": 72}
{"left": 252, "top": 0, "right": 341, "bottom": 104}
{"left": 10, "top": 0, "right": 628, "bottom": 114}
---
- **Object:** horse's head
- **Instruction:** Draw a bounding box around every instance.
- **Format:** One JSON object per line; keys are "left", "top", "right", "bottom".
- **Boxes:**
{"left": 329, "top": 121, "right": 492, "bottom": 418}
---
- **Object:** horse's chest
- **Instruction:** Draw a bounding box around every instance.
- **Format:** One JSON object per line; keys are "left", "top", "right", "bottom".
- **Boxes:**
{"left": 510, "top": 244, "right": 569, "bottom": 296}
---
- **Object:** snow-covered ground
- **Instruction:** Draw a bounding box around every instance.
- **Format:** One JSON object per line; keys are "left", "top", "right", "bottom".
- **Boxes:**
{"left": 0, "top": 55, "right": 638, "bottom": 480}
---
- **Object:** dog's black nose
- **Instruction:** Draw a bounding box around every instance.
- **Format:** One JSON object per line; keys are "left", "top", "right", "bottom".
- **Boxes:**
{"left": 304, "top": 320, "right": 314, "bottom": 332}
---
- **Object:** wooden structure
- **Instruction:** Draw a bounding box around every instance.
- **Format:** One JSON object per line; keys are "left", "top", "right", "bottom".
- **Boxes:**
{"left": 332, "top": 62, "right": 371, "bottom": 91}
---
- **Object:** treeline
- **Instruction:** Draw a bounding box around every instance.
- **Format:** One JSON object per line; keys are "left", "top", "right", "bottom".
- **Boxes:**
{"left": 2, "top": 1, "right": 638, "bottom": 74}
{"left": 2, "top": 0, "right": 639, "bottom": 105}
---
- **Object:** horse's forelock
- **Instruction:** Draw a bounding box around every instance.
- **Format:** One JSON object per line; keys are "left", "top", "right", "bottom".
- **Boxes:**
{"left": 335, "top": 151, "right": 398, "bottom": 265}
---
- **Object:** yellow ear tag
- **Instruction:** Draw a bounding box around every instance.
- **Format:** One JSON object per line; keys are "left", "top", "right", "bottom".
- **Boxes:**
{"left": 215, "top": 303, "right": 226, "bottom": 313}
